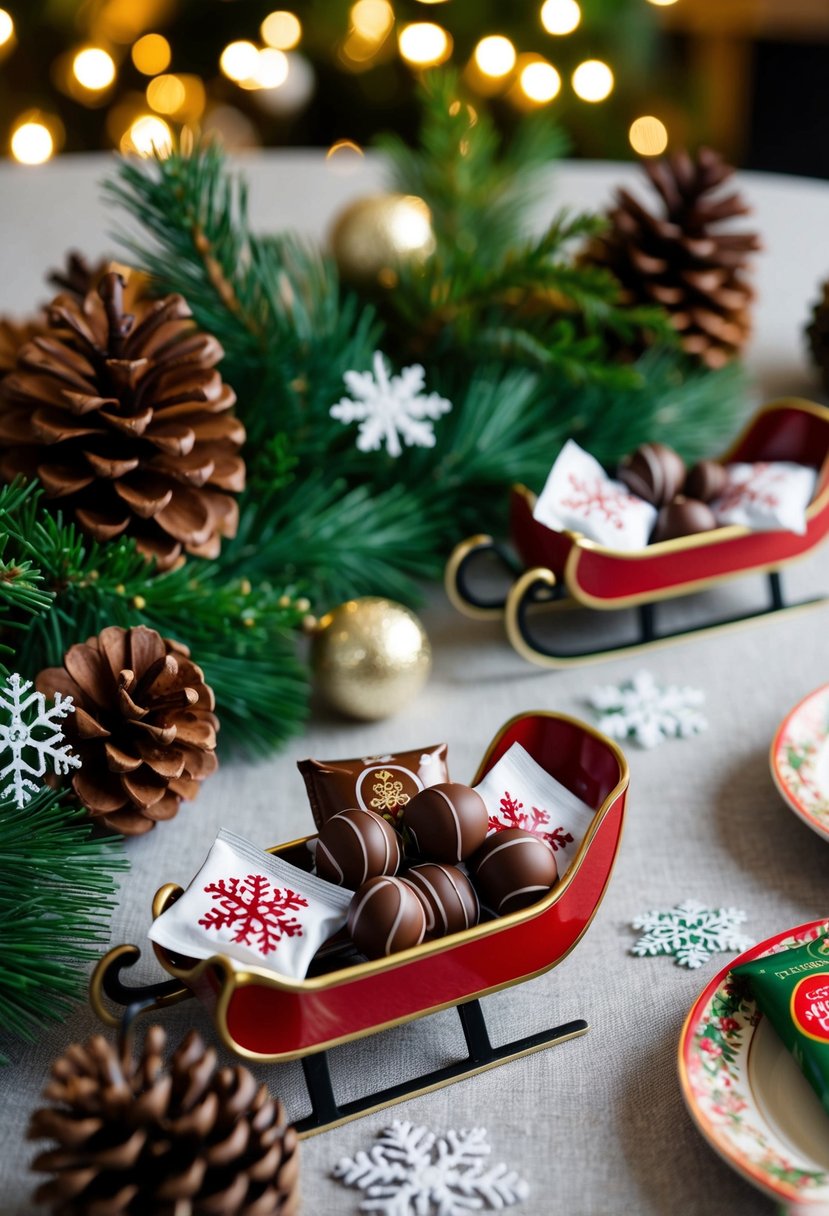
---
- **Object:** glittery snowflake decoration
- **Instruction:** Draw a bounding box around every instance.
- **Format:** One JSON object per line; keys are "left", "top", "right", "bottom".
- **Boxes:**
{"left": 330, "top": 351, "right": 452, "bottom": 458}
{"left": 333, "top": 1120, "right": 529, "bottom": 1216}
{"left": 630, "top": 900, "right": 751, "bottom": 969}
{"left": 588, "top": 669, "right": 707, "bottom": 749}
{"left": 0, "top": 672, "right": 80, "bottom": 809}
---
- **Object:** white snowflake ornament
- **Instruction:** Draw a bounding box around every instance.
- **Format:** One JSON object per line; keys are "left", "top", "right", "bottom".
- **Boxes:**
{"left": 333, "top": 1120, "right": 529, "bottom": 1216}
{"left": 330, "top": 351, "right": 452, "bottom": 458}
{"left": 0, "top": 672, "right": 80, "bottom": 809}
{"left": 630, "top": 900, "right": 751, "bottom": 969}
{"left": 588, "top": 669, "right": 707, "bottom": 748}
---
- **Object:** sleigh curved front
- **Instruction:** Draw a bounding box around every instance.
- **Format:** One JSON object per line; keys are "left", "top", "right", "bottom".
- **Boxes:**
{"left": 509, "top": 398, "right": 829, "bottom": 611}
{"left": 148, "top": 712, "right": 629, "bottom": 1063}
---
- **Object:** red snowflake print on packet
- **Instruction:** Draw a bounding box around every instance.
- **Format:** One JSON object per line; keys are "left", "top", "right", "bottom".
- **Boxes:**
{"left": 532, "top": 439, "right": 656, "bottom": 550}
{"left": 149, "top": 828, "right": 352, "bottom": 978}
{"left": 491, "top": 791, "right": 574, "bottom": 852}
{"left": 199, "top": 874, "right": 308, "bottom": 956}
{"left": 474, "top": 742, "right": 594, "bottom": 877}
{"left": 711, "top": 461, "right": 817, "bottom": 535}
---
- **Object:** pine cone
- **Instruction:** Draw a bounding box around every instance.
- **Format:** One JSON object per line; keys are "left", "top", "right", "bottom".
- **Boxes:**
{"left": 806, "top": 279, "right": 829, "bottom": 393}
{"left": 0, "top": 315, "right": 41, "bottom": 378}
{"left": 589, "top": 147, "right": 762, "bottom": 368}
{"left": 0, "top": 271, "right": 245, "bottom": 570}
{"left": 36, "top": 624, "right": 218, "bottom": 835}
{"left": 47, "top": 251, "right": 110, "bottom": 300}
{"left": 28, "top": 1026, "right": 300, "bottom": 1216}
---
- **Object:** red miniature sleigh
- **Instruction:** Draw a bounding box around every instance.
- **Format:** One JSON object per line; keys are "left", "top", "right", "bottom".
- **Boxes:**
{"left": 445, "top": 398, "right": 829, "bottom": 667}
{"left": 92, "top": 711, "right": 629, "bottom": 1134}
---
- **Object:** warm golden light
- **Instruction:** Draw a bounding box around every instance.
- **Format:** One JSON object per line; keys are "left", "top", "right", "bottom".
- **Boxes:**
{"left": 540, "top": 0, "right": 581, "bottom": 35}
{"left": 122, "top": 114, "right": 172, "bottom": 157}
{"left": 72, "top": 47, "right": 116, "bottom": 91}
{"left": 261, "top": 10, "right": 302, "bottom": 49}
{"left": 237, "top": 47, "right": 289, "bottom": 90}
{"left": 0, "top": 9, "right": 13, "bottom": 48}
{"left": 11, "top": 120, "right": 54, "bottom": 165}
{"left": 629, "top": 114, "right": 668, "bottom": 156}
{"left": 520, "top": 60, "right": 561, "bottom": 102}
{"left": 398, "top": 22, "right": 451, "bottom": 66}
{"left": 645, "top": 0, "right": 679, "bottom": 5}
{"left": 474, "top": 35, "right": 516, "bottom": 78}
{"left": 351, "top": 0, "right": 394, "bottom": 40}
{"left": 146, "top": 74, "right": 186, "bottom": 114}
{"left": 132, "top": 34, "right": 171, "bottom": 76}
{"left": 327, "top": 138, "right": 364, "bottom": 158}
{"left": 220, "top": 40, "right": 260, "bottom": 82}
{"left": 572, "top": 58, "right": 614, "bottom": 102}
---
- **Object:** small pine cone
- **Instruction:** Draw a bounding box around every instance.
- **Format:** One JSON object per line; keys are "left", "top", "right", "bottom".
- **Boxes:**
{"left": 589, "top": 147, "right": 762, "bottom": 369}
{"left": 28, "top": 1026, "right": 300, "bottom": 1216}
{"left": 0, "top": 315, "right": 42, "bottom": 378}
{"left": 806, "top": 279, "right": 829, "bottom": 393}
{"left": 0, "top": 271, "right": 245, "bottom": 570}
{"left": 36, "top": 624, "right": 218, "bottom": 835}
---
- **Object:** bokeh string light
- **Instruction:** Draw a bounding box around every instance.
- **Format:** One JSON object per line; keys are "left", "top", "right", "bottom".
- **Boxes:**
{"left": 11, "top": 118, "right": 55, "bottom": 164}
{"left": 521, "top": 59, "right": 562, "bottom": 103}
{"left": 473, "top": 35, "right": 516, "bottom": 79}
{"left": 131, "top": 34, "right": 171, "bottom": 76}
{"left": 72, "top": 48, "right": 116, "bottom": 92}
{"left": 0, "top": 8, "right": 14, "bottom": 49}
{"left": 540, "top": 0, "right": 581, "bottom": 36}
{"left": 398, "top": 22, "right": 452, "bottom": 67}
{"left": 629, "top": 114, "right": 668, "bottom": 155}
{"left": 572, "top": 58, "right": 614, "bottom": 102}
{"left": 261, "top": 11, "right": 302, "bottom": 51}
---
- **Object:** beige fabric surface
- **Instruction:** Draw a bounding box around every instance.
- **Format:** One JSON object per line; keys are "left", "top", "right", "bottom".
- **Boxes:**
{"left": 0, "top": 153, "right": 827, "bottom": 1215}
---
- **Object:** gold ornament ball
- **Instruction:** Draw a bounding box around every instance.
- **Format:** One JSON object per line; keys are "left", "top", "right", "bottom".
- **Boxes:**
{"left": 311, "top": 597, "right": 431, "bottom": 721}
{"left": 330, "top": 193, "right": 436, "bottom": 288}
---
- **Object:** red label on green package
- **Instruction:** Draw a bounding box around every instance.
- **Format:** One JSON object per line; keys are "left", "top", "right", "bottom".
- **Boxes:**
{"left": 791, "top": 973, "right": 829, "bottom": 1043}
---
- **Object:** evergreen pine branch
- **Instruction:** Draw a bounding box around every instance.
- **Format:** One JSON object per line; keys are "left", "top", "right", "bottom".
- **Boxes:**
{"left": 0, "top": 788, "right": 127, "bottom": 1056}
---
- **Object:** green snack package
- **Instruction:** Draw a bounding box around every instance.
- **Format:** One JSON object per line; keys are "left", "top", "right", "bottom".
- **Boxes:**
{"left": 732, "top": 934, "right": 829, "bottom": 1116}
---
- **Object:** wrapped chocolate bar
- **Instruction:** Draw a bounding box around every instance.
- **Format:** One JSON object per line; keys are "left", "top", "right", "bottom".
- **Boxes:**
{"left": 533, "top": 439, "right": 657, "bottom": 550}
{"left": 149, "top": 828, "right": 352, "bottom": 977}
{"left": 474, "top": 741, "right": 594, "bottom": 875}
{"left": 732, "top": 935, "right": 829, "bottom": 1116}
{"left": 712, "top": 461, "right": 818, "bottom": 535}
{"left": 298, "top": 743, "right": 449, "bottom": 829}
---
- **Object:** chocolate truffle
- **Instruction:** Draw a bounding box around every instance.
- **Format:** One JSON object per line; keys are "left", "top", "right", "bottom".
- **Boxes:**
{"left": 684, "top": 459, "right": 727, "bottom": 503}
{"left": 651, "top": 496, "right": 718, "bottom": 543}
{"left": 402, "top": 783, "right": 488, "bottom": 863}
{"left": 348, "top": 875, "right": 427, "bottom": 958}
{"left": 403, "top": 863, "right": 480, "bottom": 939}
{"left": 315, "top": 807, "right": 401, "bottom": 889}
{"left": 618, "top": 443, "right": 686, "bottom": 507}
{"left": 470, "top": 827, "right": 558, "bottom": 916}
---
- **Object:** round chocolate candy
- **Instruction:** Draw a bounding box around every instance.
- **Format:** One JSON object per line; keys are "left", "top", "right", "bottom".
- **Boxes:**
{"left": 651, "top": 496, "right": 718, "bottom": 543}
{"left": 402, "top": 863, "right": 480, "bottom": 939}
{"left": 348, "top": 875, "right": 426, "bottom": 958}
{"left": 315, "top": 807, "right": 401, "bottom": 889}
{"left": 684, "top": 459, "right": 727, "bottom": 503}
{"left": 402, "top": 782, "right": 488, "bottom": 864}
{"left": 618, "top": 443, "right": 686, "bottom": 507}
{"left": 470, "top": 828, "right": 558, "bottom": 916}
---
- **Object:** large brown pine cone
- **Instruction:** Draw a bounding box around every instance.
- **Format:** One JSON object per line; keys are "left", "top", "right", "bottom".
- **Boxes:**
{"left": 0, "top": 271, "right": 245, "bottom": 570}
{"left": 589, "top": 147, "right": 762, "bottom": 368}
{"left": 36, "top": 625, "right": 218, "bottom": 835}
{"left": 28, "top": 1026, "right": 300, "bottom": 1216}
{"left": 806, "top": 279, "right": 829, "bottom": 393}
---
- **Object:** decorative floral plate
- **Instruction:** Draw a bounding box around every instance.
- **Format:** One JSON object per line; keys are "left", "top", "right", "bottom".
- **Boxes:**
{"left": 679, "top": 920, "right": 829, "bottom": 1212}
{"left": 771, "top": 684, "right": 829, "bottom": 841}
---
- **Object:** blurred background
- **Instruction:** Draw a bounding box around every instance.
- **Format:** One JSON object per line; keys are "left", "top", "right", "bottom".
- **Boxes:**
{"left": 0, "top": 0, "right": 827, "bottom": 175}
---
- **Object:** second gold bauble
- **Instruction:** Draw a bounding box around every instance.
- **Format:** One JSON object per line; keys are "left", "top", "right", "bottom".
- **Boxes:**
{"left": 330, "top": 194, "right": 436, "bottom": 288}
{"left": 311, "top": 597, "right": 431, "bottom": 721}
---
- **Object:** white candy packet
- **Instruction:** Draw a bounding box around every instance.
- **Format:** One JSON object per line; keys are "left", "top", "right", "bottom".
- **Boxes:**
{"left": 149, "top": 828, "right": 352, "bottom": 978}
{"left": 712, "top": 461, "right": 818, "bottom": 535}
{"left": 533, "top": 439, "right": 657, "bottom": 550}
{"left": 473, "top": 741, "right": 595, "bottom": 876}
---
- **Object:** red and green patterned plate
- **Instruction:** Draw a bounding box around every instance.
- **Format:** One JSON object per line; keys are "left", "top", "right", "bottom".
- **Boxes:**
{"left": 771, "top": 684, "right": 829, "bottom": 842}
{"left": 679, "top": 920, "right": 829, "bottom": 1211}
